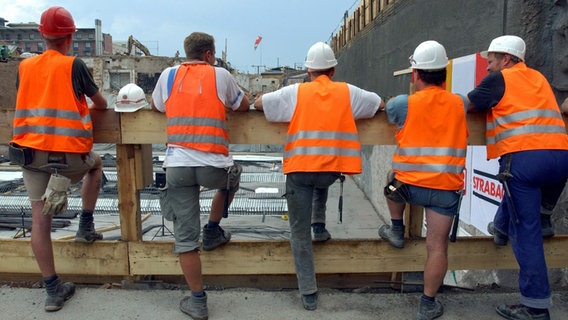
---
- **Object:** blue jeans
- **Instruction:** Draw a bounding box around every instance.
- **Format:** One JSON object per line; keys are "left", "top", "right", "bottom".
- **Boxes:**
{"left": 285, "top": 172, "right": 340, "bottom": 295}
{"left": 493, "top": 150, "right": 568, "bottom": 308}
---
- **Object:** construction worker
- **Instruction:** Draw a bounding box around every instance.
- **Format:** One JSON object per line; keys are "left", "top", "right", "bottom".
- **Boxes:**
{"left": 10, "top": 6, "right": 107, "bottom": 312}
{"left": 151, "top": 31, "right": 249, "bottom": 320}
{"left": 254, "top": 41, "right": 383, "bottom": 311}
{"left": 468, "top": 35, "right": 568, "bottom": 320}
{"left": 378, "top": 41, "right": 468, "bottom": 320}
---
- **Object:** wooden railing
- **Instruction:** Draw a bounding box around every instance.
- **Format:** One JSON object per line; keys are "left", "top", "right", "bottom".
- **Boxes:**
{"left": 0, "top": 109, "right": 567, "bottom": 279}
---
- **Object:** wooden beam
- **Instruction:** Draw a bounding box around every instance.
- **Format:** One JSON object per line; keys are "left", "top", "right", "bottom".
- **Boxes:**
{"left": 0, "top": 239, "right": 129, "bottom": 275}
{"left": 116, "top": 144, "right": 143, "bottom": 241}
{"left": 127, "top": 236, "right": 568, "bottom": 276}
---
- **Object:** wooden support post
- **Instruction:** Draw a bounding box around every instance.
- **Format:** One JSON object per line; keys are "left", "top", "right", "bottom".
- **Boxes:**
{"left": 407, "top": 204, "right": 424, "bottom": 238}
{"left": 116, "top": 144, "right": 143, "bottom": 241}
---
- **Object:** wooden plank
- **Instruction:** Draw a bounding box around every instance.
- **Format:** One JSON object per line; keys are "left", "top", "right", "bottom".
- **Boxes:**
{"left": 134, "top": 144, "right": 153, "bottom": 189}
{"left": 0, "top": 239, "right": 129, "bottom": 275}
{"left": 128, "top": 236, "right": 568, "bottom": 276}
{"left": 116, "top": 144, "right": 143, "bottom": 241}
{"left": 116, "top": 110, "right": 500, "bottom": 146}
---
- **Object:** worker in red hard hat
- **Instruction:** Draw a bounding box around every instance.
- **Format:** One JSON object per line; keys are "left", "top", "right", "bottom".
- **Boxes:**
{"left": 10, "top": 6, "right": 108, "bottom": 312}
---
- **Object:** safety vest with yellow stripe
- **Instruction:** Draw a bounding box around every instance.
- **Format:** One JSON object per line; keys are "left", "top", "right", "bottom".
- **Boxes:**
{"left": 283, "top": 75, "right": 361, "bottom": 175}
{"left": 12, "top": 50, "right": 93, "bottom": 153}
{"left": 165, "top": 63, "right": 229, "bottom": 155}
{"left": 392, "top": 86, "right": 468, "bottom": 190}
{"left": 486, "top": 62, "right": 568, "bottom": 159}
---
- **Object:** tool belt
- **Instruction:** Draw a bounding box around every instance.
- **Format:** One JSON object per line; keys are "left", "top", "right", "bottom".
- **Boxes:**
{"left": 8, "top": 143, "right": 34, "bottom": 166}
{"left": 384, "top": 177, "right": 409, "bottom": 203}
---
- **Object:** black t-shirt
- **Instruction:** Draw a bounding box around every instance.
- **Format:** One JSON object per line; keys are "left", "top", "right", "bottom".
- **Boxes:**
{"left": 16, "top": 57, "right": 99, "bottom": 101}
{"left": 467, "top": 71, "right": 506, "bottom": 112}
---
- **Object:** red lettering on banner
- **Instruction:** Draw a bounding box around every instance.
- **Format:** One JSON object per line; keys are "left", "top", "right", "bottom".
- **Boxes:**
{"left": 472, "top": 175, "right": 503, "bottom": 200}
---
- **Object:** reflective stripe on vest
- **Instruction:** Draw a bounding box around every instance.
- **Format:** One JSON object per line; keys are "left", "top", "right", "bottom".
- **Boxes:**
{"left": 283, "top": 75, "right": 362, "bottom": 174}
{"left": 485, "top": 63, "right": 568, "bottom": 159}
{"left": 392, "top": 86, "right": 467, "bottom": 190}
{"left": 165, "top": 63, "right": 229, "bottom": 155}
{"left": 11, "top": 50, "right": 93, "bottom": 153}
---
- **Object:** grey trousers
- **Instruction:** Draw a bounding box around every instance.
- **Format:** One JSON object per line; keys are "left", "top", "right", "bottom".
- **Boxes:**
{"left": 311, "top": 187, "right": 329, "bottom": 225}
{"left": 285, "top": 172, "right": 340, "bottom": 295}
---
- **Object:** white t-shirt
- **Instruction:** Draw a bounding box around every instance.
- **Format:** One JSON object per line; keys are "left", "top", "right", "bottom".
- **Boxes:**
{"left": 152, "top": 64, "right": 245, "bottom": 168}
{"left": 261, "top": 82, "right": 382, "bottom": 122}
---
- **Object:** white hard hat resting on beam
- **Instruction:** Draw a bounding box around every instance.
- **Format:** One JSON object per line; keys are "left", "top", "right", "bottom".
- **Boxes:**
{"left": 114, "top": 83, "right": 149, "bottom": 112}
{"left": 480, "top": 35, "right": 526, "bottom": 62}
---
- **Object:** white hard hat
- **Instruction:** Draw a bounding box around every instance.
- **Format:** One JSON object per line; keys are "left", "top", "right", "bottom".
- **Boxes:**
{"left": 114, "top": 83, "right": 148, "bottom": 112}
{"left": 409, "top": 40, "right": 449, "bottom": 70}
{"left": 480, "top": 35, "right": 525, "bottom": 62}
{"left": 304, "top": 42, "right": 338, "bottom": 70}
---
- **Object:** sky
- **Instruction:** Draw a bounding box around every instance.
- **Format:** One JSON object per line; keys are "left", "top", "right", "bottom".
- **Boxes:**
{"left": 2, "top": 0, "right": 359, "bottom": 74}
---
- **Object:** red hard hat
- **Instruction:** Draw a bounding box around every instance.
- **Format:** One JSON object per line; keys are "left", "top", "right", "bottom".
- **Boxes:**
{"left": 38, "top": 6, "right": 76, "bottom": 36}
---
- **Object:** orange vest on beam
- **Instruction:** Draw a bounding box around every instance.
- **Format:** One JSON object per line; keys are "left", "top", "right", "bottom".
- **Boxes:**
{"left": 283, "top": 75, "right": 361, "bottom": 175}
{"left": 392, "top": 86, "right": 468, "bottom": 190}
{"left": 12, "top": 50, "right": 93, "bottom": 153}
{"left": 165, "top": 63, "right": 229, "bottom": 155}
{"left": 485, "top": 62, "right": 568, "bottom": 159}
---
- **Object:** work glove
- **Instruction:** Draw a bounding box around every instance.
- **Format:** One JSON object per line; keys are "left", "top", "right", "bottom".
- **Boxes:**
{"left": 41, "top": 174, "right": 71, "bottom": 216}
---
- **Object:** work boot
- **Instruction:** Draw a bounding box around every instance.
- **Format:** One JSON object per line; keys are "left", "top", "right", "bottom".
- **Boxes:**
{"left": 487, "top": 222, "right": 508, "bottom": 246}
{"left": 378, "top": 224, "right": 405, "bottom": 248}
{"left": 496, "top": 304, "right": 550, "bottom": 320}
{"left": 416, "top": 299, "right": 444, "bottom": 320}
{"left": 540, "top": 214, "right": 554, "bottom": 238}
{"left": 180, "top": 293, "right": 208, "bottom": 320}
{"left": 312, "top": 225, "right": 331, "bottom": 242}
{"left": 202, "top": 225, "right": 231, "bottom": 251}
{"left": 75, "top": 222, "right": 103, "bottom": 243}
{"left": 301, "top": 292, "right": 318, "bottom": 311}
{"left": 45, "top": 282, "right": 76, "bottom": 312}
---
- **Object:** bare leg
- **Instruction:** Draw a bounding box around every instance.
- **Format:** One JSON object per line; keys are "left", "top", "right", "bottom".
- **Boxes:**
{"left": 179, "top": 250, "right": 203, "bottom": 292}
{"left": 386, "top": 198, "right": 405, "bottom": 220}
{"left": 30, "top": 200, "right": 55, "bottom": 277}
{"left": 209, "top": 191, "right": 235, "bottom": 223}
{"left": 80, "top": 154, "right": 102, "bottom": 211}
{"left": 423, "top": 208, "right": 452, "bottom": 297}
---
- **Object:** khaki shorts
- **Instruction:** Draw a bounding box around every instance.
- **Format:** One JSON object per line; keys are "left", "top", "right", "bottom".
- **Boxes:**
{"left": 22, "top": 150, "right": 99, "bottom": 201}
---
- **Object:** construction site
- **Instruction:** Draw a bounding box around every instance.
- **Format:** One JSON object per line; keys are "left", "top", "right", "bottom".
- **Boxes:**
{"left": 1, "top": 0, "right": 568, "bottom": 319}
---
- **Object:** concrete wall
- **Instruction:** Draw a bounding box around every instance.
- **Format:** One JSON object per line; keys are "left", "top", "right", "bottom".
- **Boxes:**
{"left": 333, "top": 0, "right": 568, "bottom": 226}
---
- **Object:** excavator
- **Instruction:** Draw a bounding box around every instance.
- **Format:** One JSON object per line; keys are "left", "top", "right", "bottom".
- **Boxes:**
{"left": 126, "top": 35, "right": 151, "bottom": 56}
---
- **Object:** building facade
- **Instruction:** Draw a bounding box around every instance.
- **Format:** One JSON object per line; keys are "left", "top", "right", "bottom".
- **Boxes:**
{"left": 0, "top": 17, "right": 112, "bottom": 56}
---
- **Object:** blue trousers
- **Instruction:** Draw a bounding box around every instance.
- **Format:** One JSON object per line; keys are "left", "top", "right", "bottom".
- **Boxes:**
{"left": 493, "top": 149, "right": 568, "bottom": 308}
{"left": 285, "top": 172, "right": 340, "bottom": 295}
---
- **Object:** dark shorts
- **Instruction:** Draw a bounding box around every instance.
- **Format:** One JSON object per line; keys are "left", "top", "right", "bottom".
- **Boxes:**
{"left": 385, "top": 178, "right": 461, "bottom": 216}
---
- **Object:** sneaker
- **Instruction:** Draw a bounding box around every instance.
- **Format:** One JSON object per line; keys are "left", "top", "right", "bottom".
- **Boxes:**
{"left": 496, "top": 304, "right": 550, "bottom": 320}
{"left": 301, "top": 292, "right": 318, "bottom": 311}
{"left": 416, "top": 299, "right": 444, "bottom": 320}
{"left": 378, "top": 224, "right": 405, "bottom": 248}
{"left": 45, "top": 282, "right": 76, "bottom": 312}
{"left": 75, "top": 223, "right": 103, "bottom": 243}
{"left": 312, "top": 226, "right": 331, "bottom": 242}
{"left": 180, "top": 294, "right": 208, "bottom": 320}
{"left": 487, "top": 222, "right": 508, "bottom": 246}
{"left": 540, "top": 214, "right": 554, "bottom": 238}
{"left": 202, "top": 225, "right": 231, "bottom": 251}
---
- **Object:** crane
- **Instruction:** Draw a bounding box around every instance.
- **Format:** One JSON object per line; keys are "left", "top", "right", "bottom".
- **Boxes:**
{"left": 127, "top": 35, "right": 151, "bottom": 56}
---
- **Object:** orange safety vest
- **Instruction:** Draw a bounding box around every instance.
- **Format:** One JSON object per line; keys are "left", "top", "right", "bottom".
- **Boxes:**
{"left": 12, "top": 50, "right": 93, "bottom": 153}
{"left": 392, "top": 86, "right": 468, "bottom": 190}
{"left": 165, "top": 63, "right": 229, "bottom": 155}
{"left": 283, "top": 75, "right": 361, "bottom": 174}
{"left": 485, "top": 62, "right": 568, "bottom": 159}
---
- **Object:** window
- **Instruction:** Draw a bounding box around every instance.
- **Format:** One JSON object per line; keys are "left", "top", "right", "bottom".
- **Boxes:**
{"left": 37, "top": 42, "right": 43, "bottom": 51}
{"left": 29, "top": 33, "right": 35, "bottom": 40}
{"left": 76, "top": 33, "right": 82, "bottom": 39}
{"left": 17, "top": 34, "right": 22, "bottom": 40}
{"left": 88, "top": 33, "right": 94, "bottom": 39}
{"left": 73, "top": 42, "right": 79, "bottom": 49}
{"left": 85, "top": 42, "right": 91, "bottom": 48}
